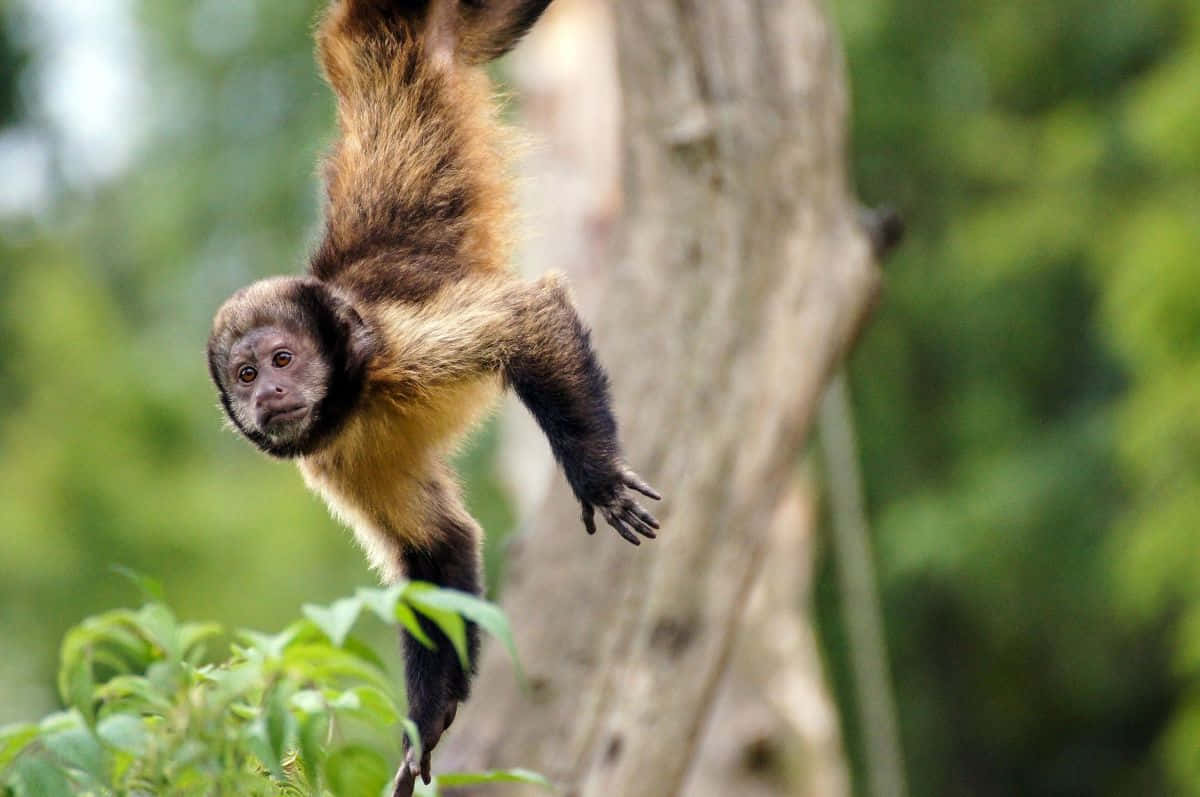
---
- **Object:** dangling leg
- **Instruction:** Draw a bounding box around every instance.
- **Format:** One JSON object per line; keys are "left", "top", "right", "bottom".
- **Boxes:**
{"left": 393, "top": 475, "right": 483, "bottom": 795}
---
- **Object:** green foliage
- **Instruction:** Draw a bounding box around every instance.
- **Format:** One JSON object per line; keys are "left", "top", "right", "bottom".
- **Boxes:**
{"left": 0, "top": 581, "right": 543, "bottom": 797}
{"left": 0, "top": 0, "right": 29, "bottom": 126}
{"left": 824, "top": 0, "right": 1200, "bottom": 794}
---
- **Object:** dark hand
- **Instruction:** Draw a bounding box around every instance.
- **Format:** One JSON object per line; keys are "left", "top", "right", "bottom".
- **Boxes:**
{"left": 580, "top": 466, "right": 662, "bottom": 545}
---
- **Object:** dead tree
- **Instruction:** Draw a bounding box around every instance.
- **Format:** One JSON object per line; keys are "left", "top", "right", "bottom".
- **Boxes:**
{"left": 443, "top": 1, "right": 881, "bottom": 794}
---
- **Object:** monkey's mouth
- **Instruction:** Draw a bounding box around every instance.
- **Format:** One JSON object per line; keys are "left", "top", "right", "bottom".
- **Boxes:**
{"left": 261, "top": 405, "right": 310, "bottom": 428}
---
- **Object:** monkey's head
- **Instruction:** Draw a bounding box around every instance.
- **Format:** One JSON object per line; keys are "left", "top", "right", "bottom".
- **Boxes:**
{"left": 208, "top": 276, "right": 377, "bottom": 458}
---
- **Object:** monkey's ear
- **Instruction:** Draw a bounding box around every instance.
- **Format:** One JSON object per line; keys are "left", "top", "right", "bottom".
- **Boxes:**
{"left": 341, "top": 303, "right": 380, "bottom": 373}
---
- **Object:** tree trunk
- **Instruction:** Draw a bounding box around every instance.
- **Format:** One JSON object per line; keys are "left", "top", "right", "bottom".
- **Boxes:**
{"left": 443, "top": 1, "right": 879, "bottom": 794}
{"left": 683, "top": 470, "right": 851, "bottom": 797}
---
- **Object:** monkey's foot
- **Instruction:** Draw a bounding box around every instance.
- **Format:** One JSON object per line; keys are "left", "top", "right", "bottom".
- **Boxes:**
{"left": 391, "top": 701, "right": 459, "bottom": 797}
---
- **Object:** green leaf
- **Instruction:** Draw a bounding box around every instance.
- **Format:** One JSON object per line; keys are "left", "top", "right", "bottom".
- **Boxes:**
{"left": 201, "top": 657, "right": 264, "bottom": 705}
{"left": 244, "top": 716, "right": 282, "bottom": 781}
{"left": 61, "top": 619, "right": 154, "bottom": 679}
{"left": 356, "top": 584, "right": 407, "bottom": 623}
{"left": 403, "top": 587, "right": 469, "bottom": 671}
{"left": 264, "top": 684, "right": 296, "bottom": 776}
{"left": 341, "top": 636, "right": 390, "bottom": 672}
{"left": 436, "top": 768, "right": 553, "bottom": 788}
{"left": 110, "top": 566, "right": 166, "bottom": 603}
{"left": 179, "top": 621, "right": 224, "bottom": 662}
{"left": 145, "top": 659, "right": 179, "bottom": 696}
{"left": 137, "top": 603, "right": 181, "bottom": 663}
{"left": 280, "top": 644, "right": 393, "bottom": 695}
{"left": 0, "top": 723, "right": 39, "bottom": 772}
{"left": 8, "top": 756, "right": 73, "bottom": 797}
{"left": 302, "top": 597, "right": 363, "bottom": 648}
{"left": 37, "top": 712, "right": 82, "bottom": 736}
{"left": 325, "top": 745, "right": 390, "bottom": 797}
{"left": 394, "top": 602, "right": 435, "bottom": 650}
{"left": 96, "top": 715, "right": 149, "bottom": 756}
{"left": 168, "top": 739, "right": 208, "bottom": 772}
{"left": 290, "top": 689, "right": 326, "bottom": 714}
{"left": 43, "top": 727, "right": 104, "bottom": 779}
{"left": 406, "top": 584, "right": 522, "bottom": 682}
{"left": 238, "top": 624, "right": 303, "bottom": 658}
{"left": 297, "top": 710, "right": 329, "bottom": 790}
{"left": 93, "top": 674, "right": 172, "bottom": 714}
{"left": 330, "top": 686, "right": 400, "bottom": 727}
{"left": 57, "top": 644, "right": 96, "bottom": 724}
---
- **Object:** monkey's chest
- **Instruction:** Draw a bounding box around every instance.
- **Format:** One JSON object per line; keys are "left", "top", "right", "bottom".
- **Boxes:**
{"left": 297, "top": 375, "right": 501, "bottom": 576}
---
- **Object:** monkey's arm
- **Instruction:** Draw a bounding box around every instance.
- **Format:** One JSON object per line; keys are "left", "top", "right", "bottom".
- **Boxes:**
{"left": 504, "top": 276, "right": 661, "bottom": 544}
{"left": 369, "top": 274, "right": 660, "bottom": 542}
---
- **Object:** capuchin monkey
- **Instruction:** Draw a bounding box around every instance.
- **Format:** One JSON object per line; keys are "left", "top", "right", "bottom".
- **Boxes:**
{"left": 206, "top": 0, "right": 660, "bottom": 792}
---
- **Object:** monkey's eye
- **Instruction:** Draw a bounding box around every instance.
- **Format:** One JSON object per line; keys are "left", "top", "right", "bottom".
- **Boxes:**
{"left": 272, "top": 351, "right": 293, "bottom": 368}
{"left": 237, "top": 365, "right": 258, "bottom": 384}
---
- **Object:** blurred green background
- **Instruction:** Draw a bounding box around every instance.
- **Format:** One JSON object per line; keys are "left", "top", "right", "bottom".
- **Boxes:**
{"left": 0, "top": 0, "right": 1198, "bottom": 795}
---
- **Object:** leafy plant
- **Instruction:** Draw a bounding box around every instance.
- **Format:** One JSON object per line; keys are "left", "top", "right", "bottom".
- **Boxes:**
{"left": 0, "top": 573, "right": 548, "bottom": 796}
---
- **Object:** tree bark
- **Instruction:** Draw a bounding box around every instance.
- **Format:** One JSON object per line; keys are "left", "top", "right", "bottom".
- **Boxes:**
{"left": 683, "top": 469, "right": 851, "bottom": 797}
{"left": 443, "top": 1, "right": 879, "bottom": 794}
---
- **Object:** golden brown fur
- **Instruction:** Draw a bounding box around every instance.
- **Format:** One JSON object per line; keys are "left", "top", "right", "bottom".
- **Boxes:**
{"left": 206, "top": 2, "right": 659, "bottom": 790}
{"left": 311, "top": 1, "right": 515, "bottom": 299}
{"left": 300, "top": 0, "right": 535, "bottom": 568}
{"left": 299, "top": 271, "right": 573, "bottom": 562}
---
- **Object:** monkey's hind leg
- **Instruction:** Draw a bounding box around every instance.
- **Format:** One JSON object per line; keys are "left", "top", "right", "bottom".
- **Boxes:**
{"left": 394, "top": 477, "right": 483, "bottom": 794}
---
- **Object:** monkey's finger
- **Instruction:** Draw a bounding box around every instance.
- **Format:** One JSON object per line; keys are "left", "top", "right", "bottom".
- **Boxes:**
{"left": 627, "top": 501, "right": 660, "bottom": 530}
{"left": 621, "top": 470, "right": 662, "bottom": 501}
{"left": 620, "top": 505, "right": 657, "bottom": 539}
{"left": 604, "top": 510, "right": 641, "bottom": 545}
{"left": 582, "top": 504, "right": 597, "bottom": 535}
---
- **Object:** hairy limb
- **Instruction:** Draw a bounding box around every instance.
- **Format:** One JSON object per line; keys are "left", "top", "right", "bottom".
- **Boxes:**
{"left": 393, "top": 476, "right": 483, "bottom": 794}
{"left": 310, "top": 1, "right": 555, "bottom": 300}
{"left": 314, "top": 0, "right": 480, "bottom": 295}
{"left": 368, "top": 273, "right": 660, "bottom": 542}
{"left": 504, "top": 276, "right": 662, "bottom": 544}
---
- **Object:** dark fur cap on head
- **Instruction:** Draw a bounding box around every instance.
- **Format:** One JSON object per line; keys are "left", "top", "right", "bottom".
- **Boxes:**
{"left": 207, "top": 276, "right": 377, "bottom": 458}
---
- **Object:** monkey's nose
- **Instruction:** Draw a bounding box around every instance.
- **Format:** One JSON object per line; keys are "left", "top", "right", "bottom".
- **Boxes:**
{"left": 255, "top": 385, "right": 288, "bottom": 408}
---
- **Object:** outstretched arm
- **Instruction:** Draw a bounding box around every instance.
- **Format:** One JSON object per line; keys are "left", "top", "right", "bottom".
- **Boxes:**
{"left": 504, "top": 275, "right": 662, "bottom": 544}
{"left": 366, "top": 273, "right": 661, "bottom": 543}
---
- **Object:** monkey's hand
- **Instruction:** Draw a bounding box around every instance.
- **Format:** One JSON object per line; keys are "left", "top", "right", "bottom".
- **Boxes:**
{"left": 578, "top": 465, "right": 662, "bottom": 545}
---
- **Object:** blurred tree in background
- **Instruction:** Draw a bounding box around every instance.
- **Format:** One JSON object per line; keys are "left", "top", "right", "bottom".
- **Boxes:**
{"left": 2, "top": 0, "right": 1200, "bottom": 795}
{"left": 826, "top": 0, "right": 1200, "bottom": 794}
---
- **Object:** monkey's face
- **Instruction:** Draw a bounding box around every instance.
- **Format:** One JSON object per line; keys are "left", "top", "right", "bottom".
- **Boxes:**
{"left": 208, "top": 276, "right": 376, "bottom": 458}
{"left": 221, "top": 326, "right": 330, "bottom": 449}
